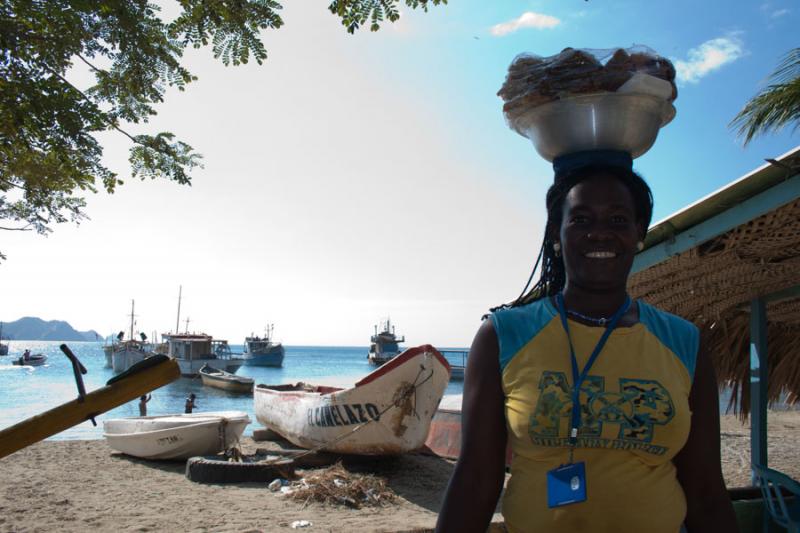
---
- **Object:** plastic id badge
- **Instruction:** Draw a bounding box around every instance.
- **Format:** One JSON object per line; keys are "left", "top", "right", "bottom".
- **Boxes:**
{"left": 546, "top": 462, "right": 587, "bottom": 508}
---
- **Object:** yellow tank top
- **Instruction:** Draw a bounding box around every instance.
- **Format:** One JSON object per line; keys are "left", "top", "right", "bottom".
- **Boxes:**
{"left": 491, "top": 298, "right": 698, "bottom": 533}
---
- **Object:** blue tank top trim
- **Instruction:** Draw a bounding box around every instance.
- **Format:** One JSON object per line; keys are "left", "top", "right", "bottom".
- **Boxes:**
{"left": 638, "top": 300, "right": 699, "bottom": 381}
{"left": 491, "top": 298, "right": 558, "bottom": 373}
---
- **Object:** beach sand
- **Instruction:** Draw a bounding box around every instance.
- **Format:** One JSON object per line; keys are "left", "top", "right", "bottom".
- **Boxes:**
{"left": 1, "top": 411, "right": 797, "bottom": 533}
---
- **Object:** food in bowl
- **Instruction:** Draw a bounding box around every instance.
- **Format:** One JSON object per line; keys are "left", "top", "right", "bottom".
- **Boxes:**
{"left": 498, "top": 45, "right": 678, "bottom": 161}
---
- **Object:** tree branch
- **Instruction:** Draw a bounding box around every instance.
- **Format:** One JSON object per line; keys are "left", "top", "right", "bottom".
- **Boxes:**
{"left": 0, "top": 225, "right": 34, "bottom": 231}
{"left": 41, "top": 64, "right": 139, "bottom": 145}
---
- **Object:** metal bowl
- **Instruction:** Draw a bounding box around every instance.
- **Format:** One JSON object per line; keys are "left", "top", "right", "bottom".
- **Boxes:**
{"left": 509, "top": 93, "right": 676, "bottom": 162}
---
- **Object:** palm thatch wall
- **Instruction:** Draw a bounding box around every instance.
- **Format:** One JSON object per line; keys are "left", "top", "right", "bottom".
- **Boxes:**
{"left": 629, "top": 195, "right": 800, "bottom": 416}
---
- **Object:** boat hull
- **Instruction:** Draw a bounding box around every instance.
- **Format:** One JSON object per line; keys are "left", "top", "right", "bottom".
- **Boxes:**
{"left": 112, "top": 347, "right": 148, "bottom": 373}
{"left": 367, "top": 351, "right": 399, "bottom": 365}
{"left": 174, "top": 357, "right": 244, "bottom": 377}
{"left": 242, "top": 351, "right": 284, "bottom": 367}
{"left": 254, "top": 345, "right": 450, "bottom": 455}
{"left": 12, "top": 355, "right": 47, "bottom": 366}
{"left": 199, "top": 367, "right": 254, "bottom": 393}
{"left": 103, "top": 411, "right": 250, "bottom": 460}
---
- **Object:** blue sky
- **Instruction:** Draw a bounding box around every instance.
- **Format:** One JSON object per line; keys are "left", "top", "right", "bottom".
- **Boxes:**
{"left": 1, "top": 0, "right": 797, "bottom": 346}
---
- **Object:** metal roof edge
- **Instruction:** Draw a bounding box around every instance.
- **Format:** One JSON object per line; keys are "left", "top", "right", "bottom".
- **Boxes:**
{"left": 642, "top": 145, "right": 800, "bottom": 250}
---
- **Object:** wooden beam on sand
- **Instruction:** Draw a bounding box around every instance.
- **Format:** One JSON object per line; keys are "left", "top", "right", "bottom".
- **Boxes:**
{"left": 0, "top": 357, "right": 180, "bottom": 459}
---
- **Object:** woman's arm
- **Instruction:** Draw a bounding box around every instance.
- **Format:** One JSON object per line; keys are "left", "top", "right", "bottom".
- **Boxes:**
{"left": 436, "top": 319, "right": 508, "bottom": 533}
{"left": 673, "top": 344, "right": 738, "bottom": 532}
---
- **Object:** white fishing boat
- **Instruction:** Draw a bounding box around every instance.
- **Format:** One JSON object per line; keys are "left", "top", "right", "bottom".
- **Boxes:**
{"left": 367, "top": 318, "right": 405, "bottom": 365}
{"left": 199, "top": 364, "right": 254, "bottom": 393}
{"left": 254, "top": 345, "right": 450, "bottom": 455}
{"left": 103, "top": 411, "right": 251, "bottom": 460}
{"left": 159, "top": 286, "right": 245, "bottom": 376}
{"left": 161, "top": 333, "right": 245, "bottom": 377}
{"left": 110, "top": 300, "right": 157, "bottom": 373}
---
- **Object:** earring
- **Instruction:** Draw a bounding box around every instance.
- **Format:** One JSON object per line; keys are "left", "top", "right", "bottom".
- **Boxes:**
{"left": 553, "top": 242, "right": 561, "bottom": 257}
{"left": 636, "top": 241, "right": 644, "bottom": 252}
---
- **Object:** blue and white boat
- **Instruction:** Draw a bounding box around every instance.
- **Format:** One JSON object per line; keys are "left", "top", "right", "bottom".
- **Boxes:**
{"left": 242, "top": 325, "right": 285, "bottom": 367}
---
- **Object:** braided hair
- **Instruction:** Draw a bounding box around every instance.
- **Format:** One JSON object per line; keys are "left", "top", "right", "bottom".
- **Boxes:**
{"left": 492, "top": 164, "right": 654, "bottom": 313}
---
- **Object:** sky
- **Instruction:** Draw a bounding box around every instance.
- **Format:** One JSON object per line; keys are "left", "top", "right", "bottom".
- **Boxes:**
{"left": 1, "top": 0, "right": 798, "bottom": 347}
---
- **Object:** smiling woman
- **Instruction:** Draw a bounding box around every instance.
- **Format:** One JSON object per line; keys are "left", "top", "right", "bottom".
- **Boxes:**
{"left": 436, "top": 153, "right": 739, "bottom": 532}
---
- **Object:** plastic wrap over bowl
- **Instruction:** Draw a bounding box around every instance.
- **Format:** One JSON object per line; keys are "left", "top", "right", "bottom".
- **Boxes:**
{"left": 510, "top": 93, "right": 676, "bottom": 162}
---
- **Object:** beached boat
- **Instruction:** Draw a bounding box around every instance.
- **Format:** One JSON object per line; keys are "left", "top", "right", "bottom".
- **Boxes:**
{"left": 161, "top": 333, "right": 245, "bottom": 377}
{"left": 199, "top": 364, "right": 254, "bottom": 393}
{"left": 242, "top": 325, "right": 285, "bottom": 367}
{"left": 103, "top": 411, "right": 251, "bottom": 460}
{"left": 254, "top": 345, "right": 450, "bottom": 455}
{"left": 12, "top": 353, "right": 47, "bottom": 366}
{"left": 367, "top": 318, "right": 405, "bottom": 365}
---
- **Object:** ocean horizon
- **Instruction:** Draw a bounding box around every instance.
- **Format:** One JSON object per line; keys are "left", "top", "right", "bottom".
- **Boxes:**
{"left": 2, "top": 341, "right": 796, "bottom": 442}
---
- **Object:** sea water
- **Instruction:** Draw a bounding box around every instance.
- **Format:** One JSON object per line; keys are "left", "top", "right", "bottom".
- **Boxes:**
{"left": 0, "top": 341, "right": 467, "bottom": 440}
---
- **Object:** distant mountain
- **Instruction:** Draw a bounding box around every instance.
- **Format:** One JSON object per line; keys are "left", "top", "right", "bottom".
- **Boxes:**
{"left": 0, "top": 317, "right": 101, "bottom": 342}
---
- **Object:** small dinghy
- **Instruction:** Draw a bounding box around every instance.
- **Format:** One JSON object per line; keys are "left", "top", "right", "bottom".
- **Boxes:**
{"left": 103, "top": 411, "right": 250, "bottom": 460}
{"left": 199, "top": 364, "right": 254, "bottom": 393}
{"left": 254, "top": 345, "right": 450, "bottom": 455}
{"left": 12, "top": 353, "right": 47, "bottom": 366}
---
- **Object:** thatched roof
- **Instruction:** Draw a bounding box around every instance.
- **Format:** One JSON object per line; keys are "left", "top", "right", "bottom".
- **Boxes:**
{"left": 629, "top": 147, "right": 800, "bottom": 415}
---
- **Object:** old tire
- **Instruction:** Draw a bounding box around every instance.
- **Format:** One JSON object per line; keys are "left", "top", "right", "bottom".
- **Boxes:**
{"left": 185, "top": 456, "right": 295, "bottom": 484}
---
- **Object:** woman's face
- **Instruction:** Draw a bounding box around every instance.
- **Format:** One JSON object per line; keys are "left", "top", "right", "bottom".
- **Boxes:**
{"left": 557, "top": 174, "right": 644, "bottom": 294}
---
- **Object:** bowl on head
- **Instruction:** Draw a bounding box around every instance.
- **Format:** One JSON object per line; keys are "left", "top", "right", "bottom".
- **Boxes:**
{"left": 509, "top": 92, "right": 676, "bottom": 162}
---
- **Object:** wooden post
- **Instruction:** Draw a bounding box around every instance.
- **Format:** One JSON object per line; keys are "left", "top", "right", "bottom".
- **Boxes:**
{"left": 750, "top": 297, "right": 768, "bottom": 485}
{"left": 0, "top": 358, "right": 180, "bottom": 459}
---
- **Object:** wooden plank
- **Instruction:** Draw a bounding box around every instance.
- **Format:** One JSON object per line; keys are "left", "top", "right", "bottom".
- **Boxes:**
{"left": 0, "top": 358, "right": 180, "bottom": 459}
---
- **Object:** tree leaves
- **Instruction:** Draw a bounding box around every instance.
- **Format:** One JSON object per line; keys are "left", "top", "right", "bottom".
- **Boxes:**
{"left": 0, "top": 0, "right": 445, "bottom": 258}
{"left": 731, "top": 48, "right": 800, "bottom": 145}
{"left": 329, "top": 0, "right": 445, "bottom": 33}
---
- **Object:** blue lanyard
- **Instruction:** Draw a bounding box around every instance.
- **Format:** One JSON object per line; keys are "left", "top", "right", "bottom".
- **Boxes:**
{"left": 555, "top": 293, "right": 631, "bottom": 447}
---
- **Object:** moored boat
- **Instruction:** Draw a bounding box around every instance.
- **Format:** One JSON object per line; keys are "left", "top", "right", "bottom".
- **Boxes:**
{"left": 199, "top": 364, "right": 254, "bottom": 393}
{"left": 254, "top": 345, "right": 450, "bottom": 455}
{"left": 367, "top": 318, "right": 405, "bottom": 365}
{"left": 161, "top": 333, "right": 245, "bottom": 377}
{"left": 242, "top": 324, "right": 285, "bottom": 367}
{"left": 103, "top": 411, "right": 250, "bottom": 460}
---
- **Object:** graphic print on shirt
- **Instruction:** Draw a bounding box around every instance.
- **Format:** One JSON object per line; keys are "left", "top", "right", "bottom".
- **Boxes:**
{"left": 529, "top": 371, "right": 675, "bottom": 455}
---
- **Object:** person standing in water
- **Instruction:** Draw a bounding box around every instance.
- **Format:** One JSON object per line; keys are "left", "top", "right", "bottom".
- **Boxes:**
{"left": 184, "top": 393, "right": 197, "bottom": 414}
{"left": 138, "top": 394, "right": 151, "bottom": 416}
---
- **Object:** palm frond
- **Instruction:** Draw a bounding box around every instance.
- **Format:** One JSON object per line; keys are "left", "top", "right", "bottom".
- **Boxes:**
{"left": 730, "top": 48, "right": 800, "bottom": 145}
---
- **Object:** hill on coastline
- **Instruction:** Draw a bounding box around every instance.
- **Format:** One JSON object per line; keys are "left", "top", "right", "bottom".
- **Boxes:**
{"left": 0, "top": 317, "right": 100, "bottom": 342}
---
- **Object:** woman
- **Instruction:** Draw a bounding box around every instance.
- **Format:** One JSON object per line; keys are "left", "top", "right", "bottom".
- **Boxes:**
{"left": 436, "top": 156, "right": 737, "bottom": 532}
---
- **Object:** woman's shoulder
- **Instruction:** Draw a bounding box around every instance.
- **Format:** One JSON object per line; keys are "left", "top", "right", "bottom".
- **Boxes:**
{"left": 637, "top": 300, "right": 700, "bottom": 378}
{"left": 637, "top": 300, "right": 699, "bottom": 334}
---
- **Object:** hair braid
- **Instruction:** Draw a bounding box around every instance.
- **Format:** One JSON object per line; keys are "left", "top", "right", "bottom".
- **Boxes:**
{"left": 487, "top": 164, "right": 653, "bottom": 315}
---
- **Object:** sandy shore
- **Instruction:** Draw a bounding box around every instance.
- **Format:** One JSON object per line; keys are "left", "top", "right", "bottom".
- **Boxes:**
{"left": 1, "top": 411, "right": 797, "bottom": 533}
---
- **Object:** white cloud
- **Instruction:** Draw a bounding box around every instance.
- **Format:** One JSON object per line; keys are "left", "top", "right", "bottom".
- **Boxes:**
{"left": 771, "top": 8, "right": 790, "bottom": 18}
{"left": 673, "top": 36, "right": 745, "bottom": 84}
{"left": 490, "top": 12, "right": 560, "bottom": 36}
